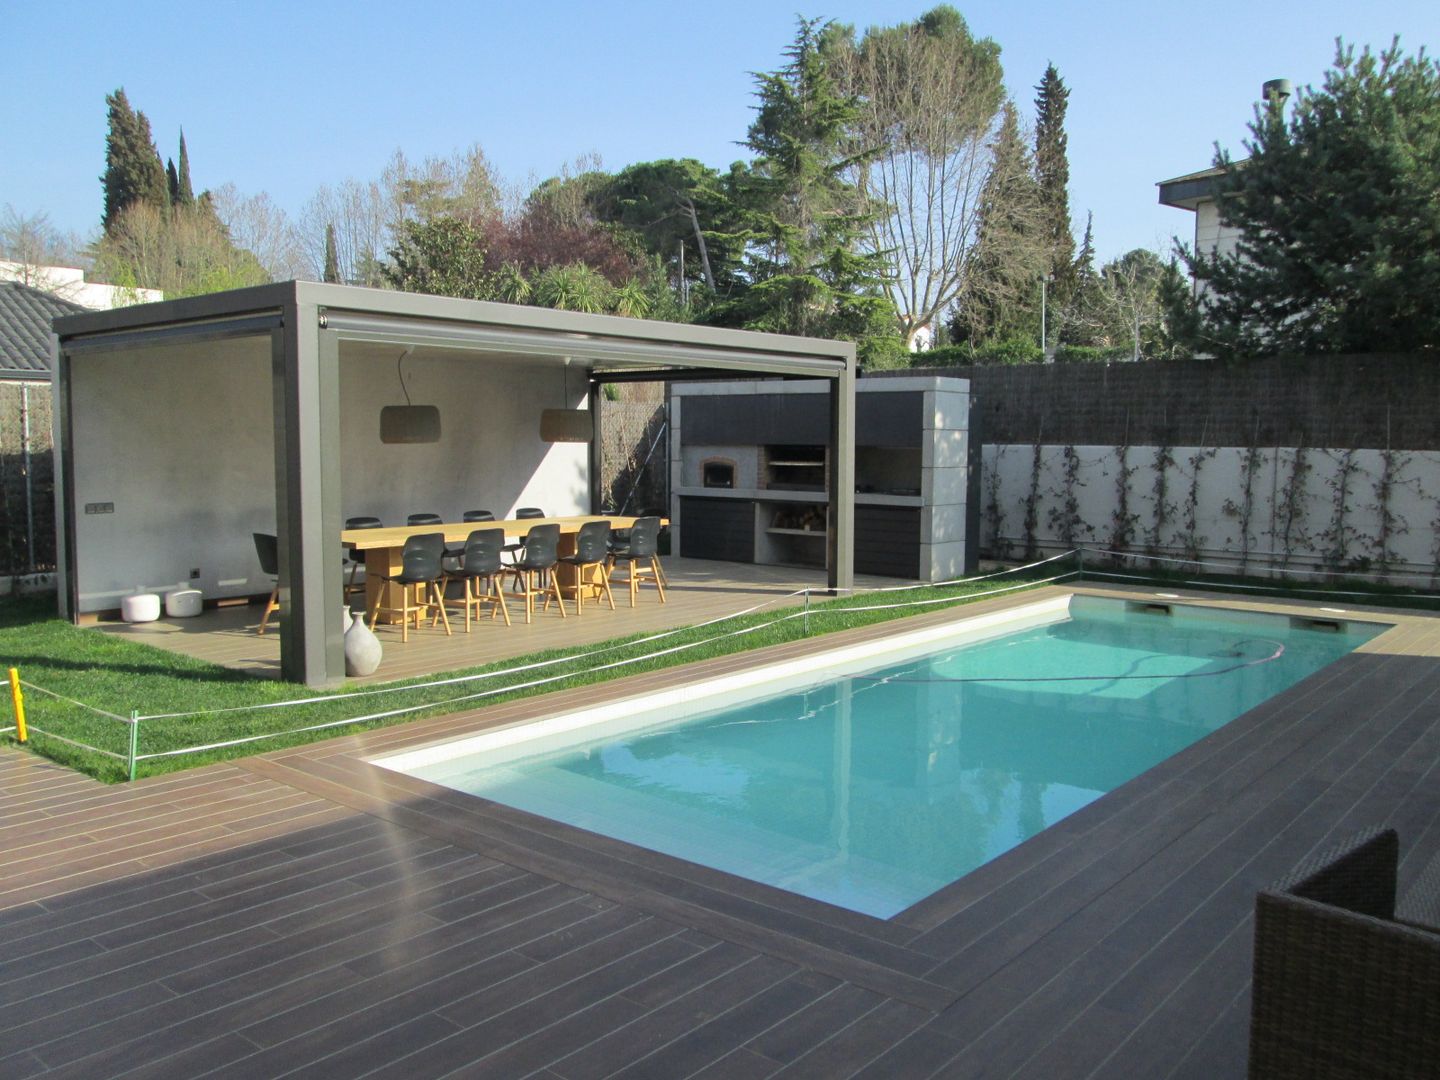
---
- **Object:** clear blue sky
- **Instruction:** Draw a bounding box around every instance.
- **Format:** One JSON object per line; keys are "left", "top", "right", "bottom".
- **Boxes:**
{"left": 3, "top": 0, "right": 1435, "bottom": 264}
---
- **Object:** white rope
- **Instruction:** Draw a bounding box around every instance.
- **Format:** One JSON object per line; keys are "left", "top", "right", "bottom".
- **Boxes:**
{"left": 21, "top": 725, "right": 129, "bottom": 762}
{"left": 138, "top": 570, "right": 1071, "bottom": 759}
{"left": 821, "top": 572, "right": 1076, "bottom": 613}
{"left": 135, "top": 551, "right": 1079, "bottom": 722}
{"left": 135, "top": 585, "right": 817, "bottom": 721}
{"left": 19, "top": 681, "right": 132, "bottom": 722}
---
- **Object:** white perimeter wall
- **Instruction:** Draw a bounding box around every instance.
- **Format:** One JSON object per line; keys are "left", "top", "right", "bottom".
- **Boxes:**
{"left": 982, "top": 444, "right": 1439, "bottom": 581}
{"left": 68, "top": 341, "right": 590, "bottom": 613}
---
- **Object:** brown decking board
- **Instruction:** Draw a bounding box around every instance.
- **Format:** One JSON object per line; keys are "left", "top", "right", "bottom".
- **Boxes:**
{"left": 2, "top": 584, "right": 1437, "bottom": 1078}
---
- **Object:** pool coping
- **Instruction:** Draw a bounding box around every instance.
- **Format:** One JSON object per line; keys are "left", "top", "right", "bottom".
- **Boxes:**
{"left": 240, "top": 581, "right": 1428, "bottom": 1010}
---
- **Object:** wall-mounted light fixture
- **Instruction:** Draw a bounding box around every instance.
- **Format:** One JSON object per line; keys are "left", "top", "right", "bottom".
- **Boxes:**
{"left": 380, "top": 348, "right": 442, "bottom": 444}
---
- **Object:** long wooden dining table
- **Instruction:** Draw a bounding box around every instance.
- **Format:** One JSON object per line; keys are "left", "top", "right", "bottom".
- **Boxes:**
{"left": 342, "top": 515, "right": 663, "bottom": 623}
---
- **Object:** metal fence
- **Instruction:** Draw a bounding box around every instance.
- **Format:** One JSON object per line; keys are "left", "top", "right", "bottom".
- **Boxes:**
{"left": 600, "top": 393, "right": 668, "bottom": 516}
{"left": 0, "top": 381, "right": 54, "bottom": 577}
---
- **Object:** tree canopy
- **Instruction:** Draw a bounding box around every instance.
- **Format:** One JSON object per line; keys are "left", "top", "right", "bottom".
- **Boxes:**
{"left": 1186, "top": 39, "right": 1440, "bottom": 356}
{"left": 826, "top": 5, "right": 1007, "bottom": 349}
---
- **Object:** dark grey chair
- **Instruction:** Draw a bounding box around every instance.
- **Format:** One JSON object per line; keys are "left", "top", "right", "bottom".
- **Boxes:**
{"left": 447, "top": 528, "right": 510, "bottom": 631}
{"left": 343, "top": 516, "right": 385, "bottom": 600}
{"left": 1249, "top": 827, "right": 1440, "bottom": 1079}
{"left": 366, "top": 532, "right": 452, "bottom": 642}
{"left": 558, "top": 520, "right": 614, "bottom": 614}
{"left": 503, "top": 506, "right": 547, "bottom": 567}
{"left": 607, "top": 516, "right": 666, "bottom": 607}
{"left": 512, "top": 523, "right": 565, "bottom": 623}
{"left": 406, "top": 513, "right": 443, "bottom": 526}
{"left": 252, "top": 532, "right": 280, "bottom": 635}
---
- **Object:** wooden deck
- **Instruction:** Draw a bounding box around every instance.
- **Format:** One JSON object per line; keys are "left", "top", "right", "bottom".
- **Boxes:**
{"left": 4, "top": 584, "right": 1439, "bottom": 1078}
{"left": 90, "top": 557, "right": 882, "bottom": 684}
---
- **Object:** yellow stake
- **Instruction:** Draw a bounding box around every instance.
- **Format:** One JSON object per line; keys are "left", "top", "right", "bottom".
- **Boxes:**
{"left": 8, "top": 667, "right": 27, "bottom": 743}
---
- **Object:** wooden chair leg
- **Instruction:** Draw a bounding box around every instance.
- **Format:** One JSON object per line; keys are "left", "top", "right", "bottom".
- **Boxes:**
{"left": 257, "top": 585, "right": 279, "bottom": 635}
{"left": 650, "top": 557, "right": 666, "bottom": 603}
{"left": 488, "top": 574, "right": 511, "bottom": 626}
{"left": 431, "top": 582, "right": 452, "bottom": 635}
{"left": 597, "top": 561, "right": 616, "bottom": 611}
{"left": 629, "top": 561, "right": 638, "bottom": 607}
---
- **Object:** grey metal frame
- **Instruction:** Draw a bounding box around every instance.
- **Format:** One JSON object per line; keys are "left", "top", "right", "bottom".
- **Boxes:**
{"left": 52, "top": 281, "right": 856, "bottom": 686}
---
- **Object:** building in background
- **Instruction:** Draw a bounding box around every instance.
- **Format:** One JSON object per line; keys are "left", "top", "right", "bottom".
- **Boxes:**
{"left": 0, "top": 260, "right": 163, "bottom": 310}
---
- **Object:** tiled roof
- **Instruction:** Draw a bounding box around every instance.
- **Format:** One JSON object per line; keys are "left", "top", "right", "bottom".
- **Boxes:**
{"left": 0, "top": 281, "right": 86, "bottom": 380}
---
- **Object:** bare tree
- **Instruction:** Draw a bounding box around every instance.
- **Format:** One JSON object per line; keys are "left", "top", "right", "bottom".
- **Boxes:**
{"left": 92, "top": 202, "right": 268, "bottom": 297}
{"left": 829, "top": 11, "right": 1007, "bottom": 348}
{"left": 0, "top": 206, "right": 89, "bottom": 297}
{"left": 210, "top": 185, "right": 309, "bottom": 281}
{"left": 298, "top": 177, "right": 388, "bottom": 285}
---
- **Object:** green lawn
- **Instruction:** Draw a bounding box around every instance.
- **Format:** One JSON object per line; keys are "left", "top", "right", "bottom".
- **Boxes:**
{"left": 0, "top": 570, "right": 1059, "bottom": 783}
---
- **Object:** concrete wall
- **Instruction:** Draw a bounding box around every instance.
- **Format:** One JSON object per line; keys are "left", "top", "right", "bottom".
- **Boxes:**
{"left": 69, "top": 337, "right": 274, "bottom": 611}
{"left": 981, "top": 443, "right": 1439, "bottom": 581}
{"left": 68, "top": 340, "right": 590, "bottom": 613}
{"left": 337, "top": 347, "right": 588, "bottom": 525}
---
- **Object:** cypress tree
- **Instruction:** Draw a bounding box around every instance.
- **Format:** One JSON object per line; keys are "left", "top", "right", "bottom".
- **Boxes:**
{"left": 323, "top": 223, "right": 341, "bottom": 283}
{"left": 101, "top": 88, "right": 168, "bottom": 232}
{"left": 957, "top": 99, "right": 1045, "bottom": 346}
{"left": 1034, "top": 64, "right": 1074, "bottom": 297}
{"left": 1062, "top": 211, "right": 1099, "bottom": 343}
{"left": 166, "top": 159, "right": 180, "bottom": 206}
{"left": 176, "top": 130, "right": 195, "bottom": 206}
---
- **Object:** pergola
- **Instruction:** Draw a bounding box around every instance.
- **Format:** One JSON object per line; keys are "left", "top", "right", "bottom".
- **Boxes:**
{"left": 51, "top": 281, "right": 856, "bottom": 686}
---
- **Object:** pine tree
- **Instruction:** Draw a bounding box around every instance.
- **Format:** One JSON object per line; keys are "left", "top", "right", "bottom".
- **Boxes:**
{"left": 1187, "top": 39, "right": 1440, "bottom": 355}
{"left": 1034, "top": 65, "right": 1074, "bottom": 298}
{"left": 323, "top": 223, "right": 340, "bottom": 283}
{"left": 101, "top": 88, "right": 168, "bottom": 233}
{"left": 176, "top": 130, "right": 195, "bottom": 206}
{"left": 956, "top": 99, "right": 1046, "bottom": 346}
{"left": 716, "top": 18, "right": 892, "bottom": 359}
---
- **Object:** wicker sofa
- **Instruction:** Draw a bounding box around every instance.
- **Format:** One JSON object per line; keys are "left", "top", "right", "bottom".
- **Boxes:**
{"left": 1248, "top": 827, "right": 1440, "bottom": 1079}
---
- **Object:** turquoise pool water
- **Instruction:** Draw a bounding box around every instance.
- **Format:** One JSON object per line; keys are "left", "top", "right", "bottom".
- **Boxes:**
{"left": 398, "top": 598, "right": 1383, "bottom": 917}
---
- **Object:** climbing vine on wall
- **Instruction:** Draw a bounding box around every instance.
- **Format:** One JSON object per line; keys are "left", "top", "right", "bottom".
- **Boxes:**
{"left": 984, "top": 446, "right": 1010, "bottom": 559}
{"left": 1046, "top": 445, "right": 1090, "bottom": 549}
{"left": 1318, "top": 448, "right": 1367, "bottom": 573}
{"left": 1145, "top": 444, "right": 1176, "bottom": 556}
{"left": 1275, "top": 444, "right": 1312, "bottom": 571}
{"left": 1108, "top": 443, "right": 1139, "bottom": 562}
{"left": 1022, "top": 439, "right": 1043, "bottom": 561}
{"left": 1177, "top": 441, "right": 1218, "bottom": 566}
{"left": 1370, "top": 449, "right": 1412, "bottom": 577}
{"left": 1223, "top": 440, "right": 1267, "bottom": 575}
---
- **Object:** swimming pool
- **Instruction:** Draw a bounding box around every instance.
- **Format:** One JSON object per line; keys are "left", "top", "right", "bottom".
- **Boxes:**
{"left": 376, "top": 595, "right": 1385, "bottom": 918}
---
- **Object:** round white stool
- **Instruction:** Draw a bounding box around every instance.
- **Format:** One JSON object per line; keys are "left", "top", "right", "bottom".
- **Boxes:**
{"left": 121, "top": 593, "right": 161, "bottom": 623}
{"left": 165, "top": 589, "right": 203, "bottom": 618}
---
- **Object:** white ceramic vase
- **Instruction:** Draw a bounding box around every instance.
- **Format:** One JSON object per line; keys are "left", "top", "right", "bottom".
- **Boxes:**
{"left": 344, "top": 611, "right": 382, "bottom": 677}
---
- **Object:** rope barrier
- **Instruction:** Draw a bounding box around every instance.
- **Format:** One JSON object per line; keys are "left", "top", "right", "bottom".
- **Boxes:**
{"left": 135, "top": 550, "right": 1079, "bottom": 722}
{"left": 19, "top": 680, "right": 132, "bottom": 722}
{"left": 9, "top": 553, "right": 1079, "bottom": 774}
{"left": 20, "top": 724, "right": 130, "bottom": 762}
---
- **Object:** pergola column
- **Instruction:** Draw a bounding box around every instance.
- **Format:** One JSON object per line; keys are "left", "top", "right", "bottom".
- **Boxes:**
{"left": 827, "top": 360, "right": 856, "bottom": 593}
{"left": 272, "top": 306, "right": 344, "bottom": 686}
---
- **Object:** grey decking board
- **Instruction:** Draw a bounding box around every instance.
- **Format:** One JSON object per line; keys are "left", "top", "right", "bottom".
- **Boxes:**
{"left": 553, "top": 950, "right": 788, "bottom": 1080}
